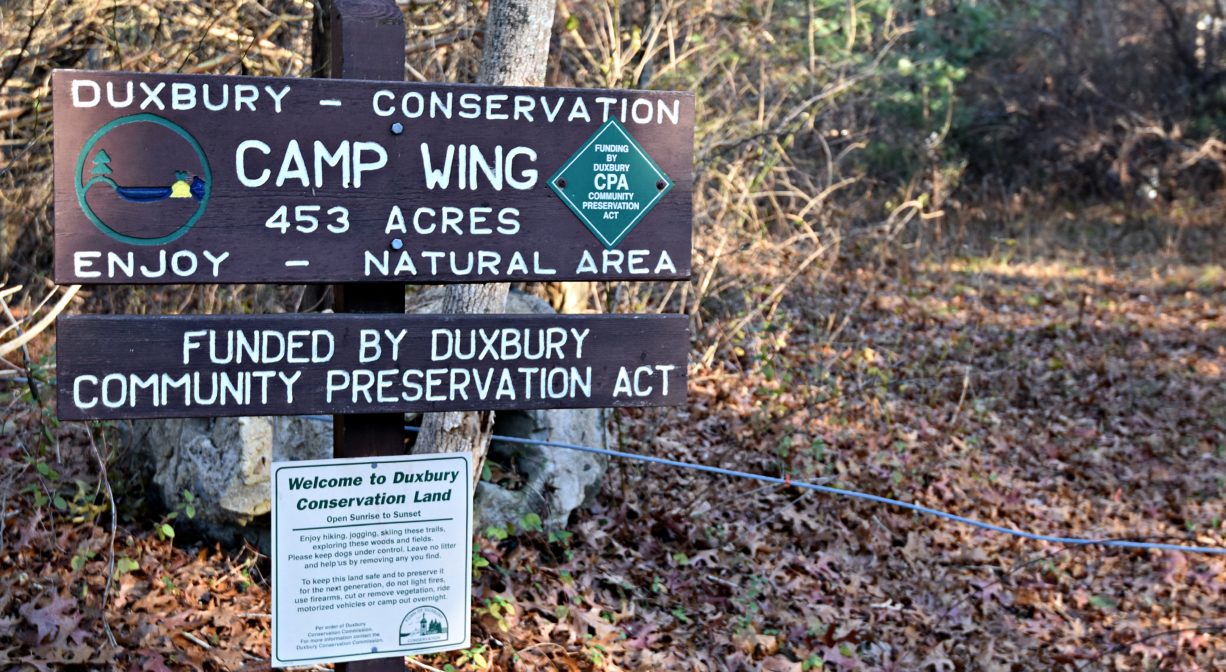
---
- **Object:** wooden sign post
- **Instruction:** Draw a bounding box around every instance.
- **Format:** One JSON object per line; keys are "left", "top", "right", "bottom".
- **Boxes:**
{"left": 50, "top": 0, "right": 694, "bottom": 667}
{"left": 322, "top": 16, "right": 410, "bottom": 651}
{"left": 327, "top": 4, "right": 412, "bottom": 669}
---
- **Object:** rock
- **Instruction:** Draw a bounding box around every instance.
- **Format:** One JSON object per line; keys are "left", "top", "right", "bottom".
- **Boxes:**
{"left": 126, "top": 415, "right": 331, "bottom": 542}
{"left": 126, "top": 288, "right": 609, "bottom": 542}
{"left": 477, "top": 406, "right": 609, "bottom": 533}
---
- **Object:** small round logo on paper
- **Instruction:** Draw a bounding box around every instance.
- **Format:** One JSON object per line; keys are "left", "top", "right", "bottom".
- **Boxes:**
{"left": 400, "top": 606, "right": 448, "bottom": 645}
{"left": 74, "top": 113, "right": 211, "bottom": 246}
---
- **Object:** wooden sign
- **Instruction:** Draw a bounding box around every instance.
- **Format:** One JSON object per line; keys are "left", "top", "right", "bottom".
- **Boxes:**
{"left": 57, "top": 313, "right": 687, "bottom": 420}
{"left": 52, "top": 70, "right": 693, "bottom": 284}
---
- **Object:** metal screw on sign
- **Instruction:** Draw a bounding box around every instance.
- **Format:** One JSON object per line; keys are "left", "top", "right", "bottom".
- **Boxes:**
{"left": 390, "top": 122, "right": 404, "bottom": 135}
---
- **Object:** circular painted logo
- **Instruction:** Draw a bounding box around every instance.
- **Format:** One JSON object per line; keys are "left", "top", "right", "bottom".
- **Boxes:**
{"left": 399, "top": 605, "right": 448, "bottom": 645}
{"left": 75, "top": 113, "right": 211, "bottom": 246}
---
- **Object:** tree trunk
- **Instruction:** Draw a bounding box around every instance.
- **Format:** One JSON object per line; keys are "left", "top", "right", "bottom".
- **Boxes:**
{"left": 412, "top": 0, "right": 556, "bottom": 483}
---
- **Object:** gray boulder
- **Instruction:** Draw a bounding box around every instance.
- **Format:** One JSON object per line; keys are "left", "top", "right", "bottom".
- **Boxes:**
{"left": 126, "top": 415, "right": 331, "bottom": 541}
{"left": 477, "top": 406, "right": 609, "bottom": 533}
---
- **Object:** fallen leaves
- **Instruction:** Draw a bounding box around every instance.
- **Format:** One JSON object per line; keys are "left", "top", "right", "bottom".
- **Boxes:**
{"left": 0, "top": 444, "right": 270, "bottom": 670}
{"left": 3, "top": 252, "right": 1225, "bottom": 670}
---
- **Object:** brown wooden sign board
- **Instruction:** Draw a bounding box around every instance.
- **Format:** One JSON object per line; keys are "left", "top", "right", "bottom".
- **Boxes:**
{"left": 57, "top": 313, "right": 687, "bottom": 420}
{"left": 52, "top": 70, "right": 693, "bottom": 284}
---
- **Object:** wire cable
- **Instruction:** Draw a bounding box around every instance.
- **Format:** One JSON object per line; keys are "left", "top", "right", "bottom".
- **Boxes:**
{"left": 303, "top": 414, "right": 1226, "bottom": 557}
{"left": 7, "top": 389, "right": 1222, "bottom": 556}
{"left": 480, "top": 430, "right": 1226, "bottom": 556}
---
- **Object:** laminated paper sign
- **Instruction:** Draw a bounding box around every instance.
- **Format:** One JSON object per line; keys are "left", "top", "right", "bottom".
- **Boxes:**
{"left": 271, "top": 453, "right": 472, "bottom": 667}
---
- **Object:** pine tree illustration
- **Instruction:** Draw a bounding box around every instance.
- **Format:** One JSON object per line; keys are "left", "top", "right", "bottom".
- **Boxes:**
{"left": 91, "top": 150, "right": 113, "bottom": 176}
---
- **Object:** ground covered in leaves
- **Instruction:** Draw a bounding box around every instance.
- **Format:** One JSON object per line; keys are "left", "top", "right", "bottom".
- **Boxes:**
{"left": 3, "top": 246, "right": 1225, "bottom": 671}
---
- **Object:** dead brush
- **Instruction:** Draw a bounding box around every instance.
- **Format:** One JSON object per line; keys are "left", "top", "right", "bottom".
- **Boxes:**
{"left": 553, "top": 0, "right": 900, "bottom": 358}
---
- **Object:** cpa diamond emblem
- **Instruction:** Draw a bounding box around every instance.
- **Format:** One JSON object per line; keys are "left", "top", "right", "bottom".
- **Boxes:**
{"left": 549, "top": 118, "right": 674, "bottom": 249}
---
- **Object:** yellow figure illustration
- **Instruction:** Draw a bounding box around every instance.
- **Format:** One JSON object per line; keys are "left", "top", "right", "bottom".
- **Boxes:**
{"left": 169, "top": 170, "right": 192, "bottom": 198}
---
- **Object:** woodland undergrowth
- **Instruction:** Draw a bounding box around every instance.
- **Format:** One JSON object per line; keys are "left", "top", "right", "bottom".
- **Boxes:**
{"left": 3, "top": 0, "right": 1226, "bottom": 670}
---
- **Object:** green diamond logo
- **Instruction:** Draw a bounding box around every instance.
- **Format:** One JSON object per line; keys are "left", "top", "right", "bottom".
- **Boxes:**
{"left": 550, "top": 118, "right": 674, "bottom": 249}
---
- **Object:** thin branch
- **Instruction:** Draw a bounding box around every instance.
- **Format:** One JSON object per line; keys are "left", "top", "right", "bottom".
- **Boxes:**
{"left": 87, "top": 428, "right": 119, "bottom": 649}
{"left": 0, "top": 284, "right": 79, "bottom": 358}
{"left": 699, "top": 237, "right": 836, "bottom": 367}
{"left": 0, "top": 0, "right": 54, "bottom": 94}
{"left": 0, "top": 288, "right": 40, "bottom": 405}
{"left": 406, "top": 657, "right": 447, "bottom": 672}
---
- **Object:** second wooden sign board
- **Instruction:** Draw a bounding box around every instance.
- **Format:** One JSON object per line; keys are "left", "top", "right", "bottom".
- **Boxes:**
{"left": 57, "top": 313, "right": 688, "bottom": 420}
{"left": 52, "top": 71, "right": 693, "bottom": 284}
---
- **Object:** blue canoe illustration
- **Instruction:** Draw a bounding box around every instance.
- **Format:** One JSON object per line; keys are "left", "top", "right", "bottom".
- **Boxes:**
{"left": 114, "top": 186, "right": 174, "bottom": 202}
{"left": 112, "top": 176, "right": 207, "bottom": 202}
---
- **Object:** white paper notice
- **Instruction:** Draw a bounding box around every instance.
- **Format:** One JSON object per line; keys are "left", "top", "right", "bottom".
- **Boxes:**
{"left": 271, "top": 453, "right": 472, "bottom": 668}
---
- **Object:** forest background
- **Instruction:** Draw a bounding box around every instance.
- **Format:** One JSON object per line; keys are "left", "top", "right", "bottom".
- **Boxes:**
{"left": 2, "top": 0, "right": 1226, "bottom": 669}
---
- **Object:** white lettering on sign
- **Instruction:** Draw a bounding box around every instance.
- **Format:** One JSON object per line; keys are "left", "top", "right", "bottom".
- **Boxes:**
{"left": 70, "top": 79, "right": 292, "bottom": 112}
{"left": 384, "top": 206, "right": 521, "bottom": 236}
{"left": 139, "top": 82, "right": 165, "bottom": 110}
{"left": 358, "top": 329, "right": 409, "bottom": 363}
{"left": 371, "top": 89, "right": 682, "bottom": 126}
{"left": 72, "top": 250, "right": 230, "bottom": 280}
{"left": 429, "top": 327, "right": 590, "bottom": 362}
{"left": 363, "top": 250, "right": 558, "bottom": 279}
{"left": 574, "top": 249, "right": 677, "bottom": 275}
{"left": 323, "top": 366, "right": 593, "bottom": 404}
{"left": 181, "top": 329, "right": 336, "bottom": 365}
{"left": 71, "top": 370, "right": 302, "bottom": 410}
{"left": 612, "top": 364, "right": 677, "bottom": 398}
{"left": 236, "top": 139, "right": 387, "bottom": 188}
{"left": 62, "top": 317, "right": 685, "bottom": 417}
{"left": 593, "top": 173, "right": 629, "bottom": 190}
{"left": 419, "top": 144, "right": 537, "bottom": 191}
